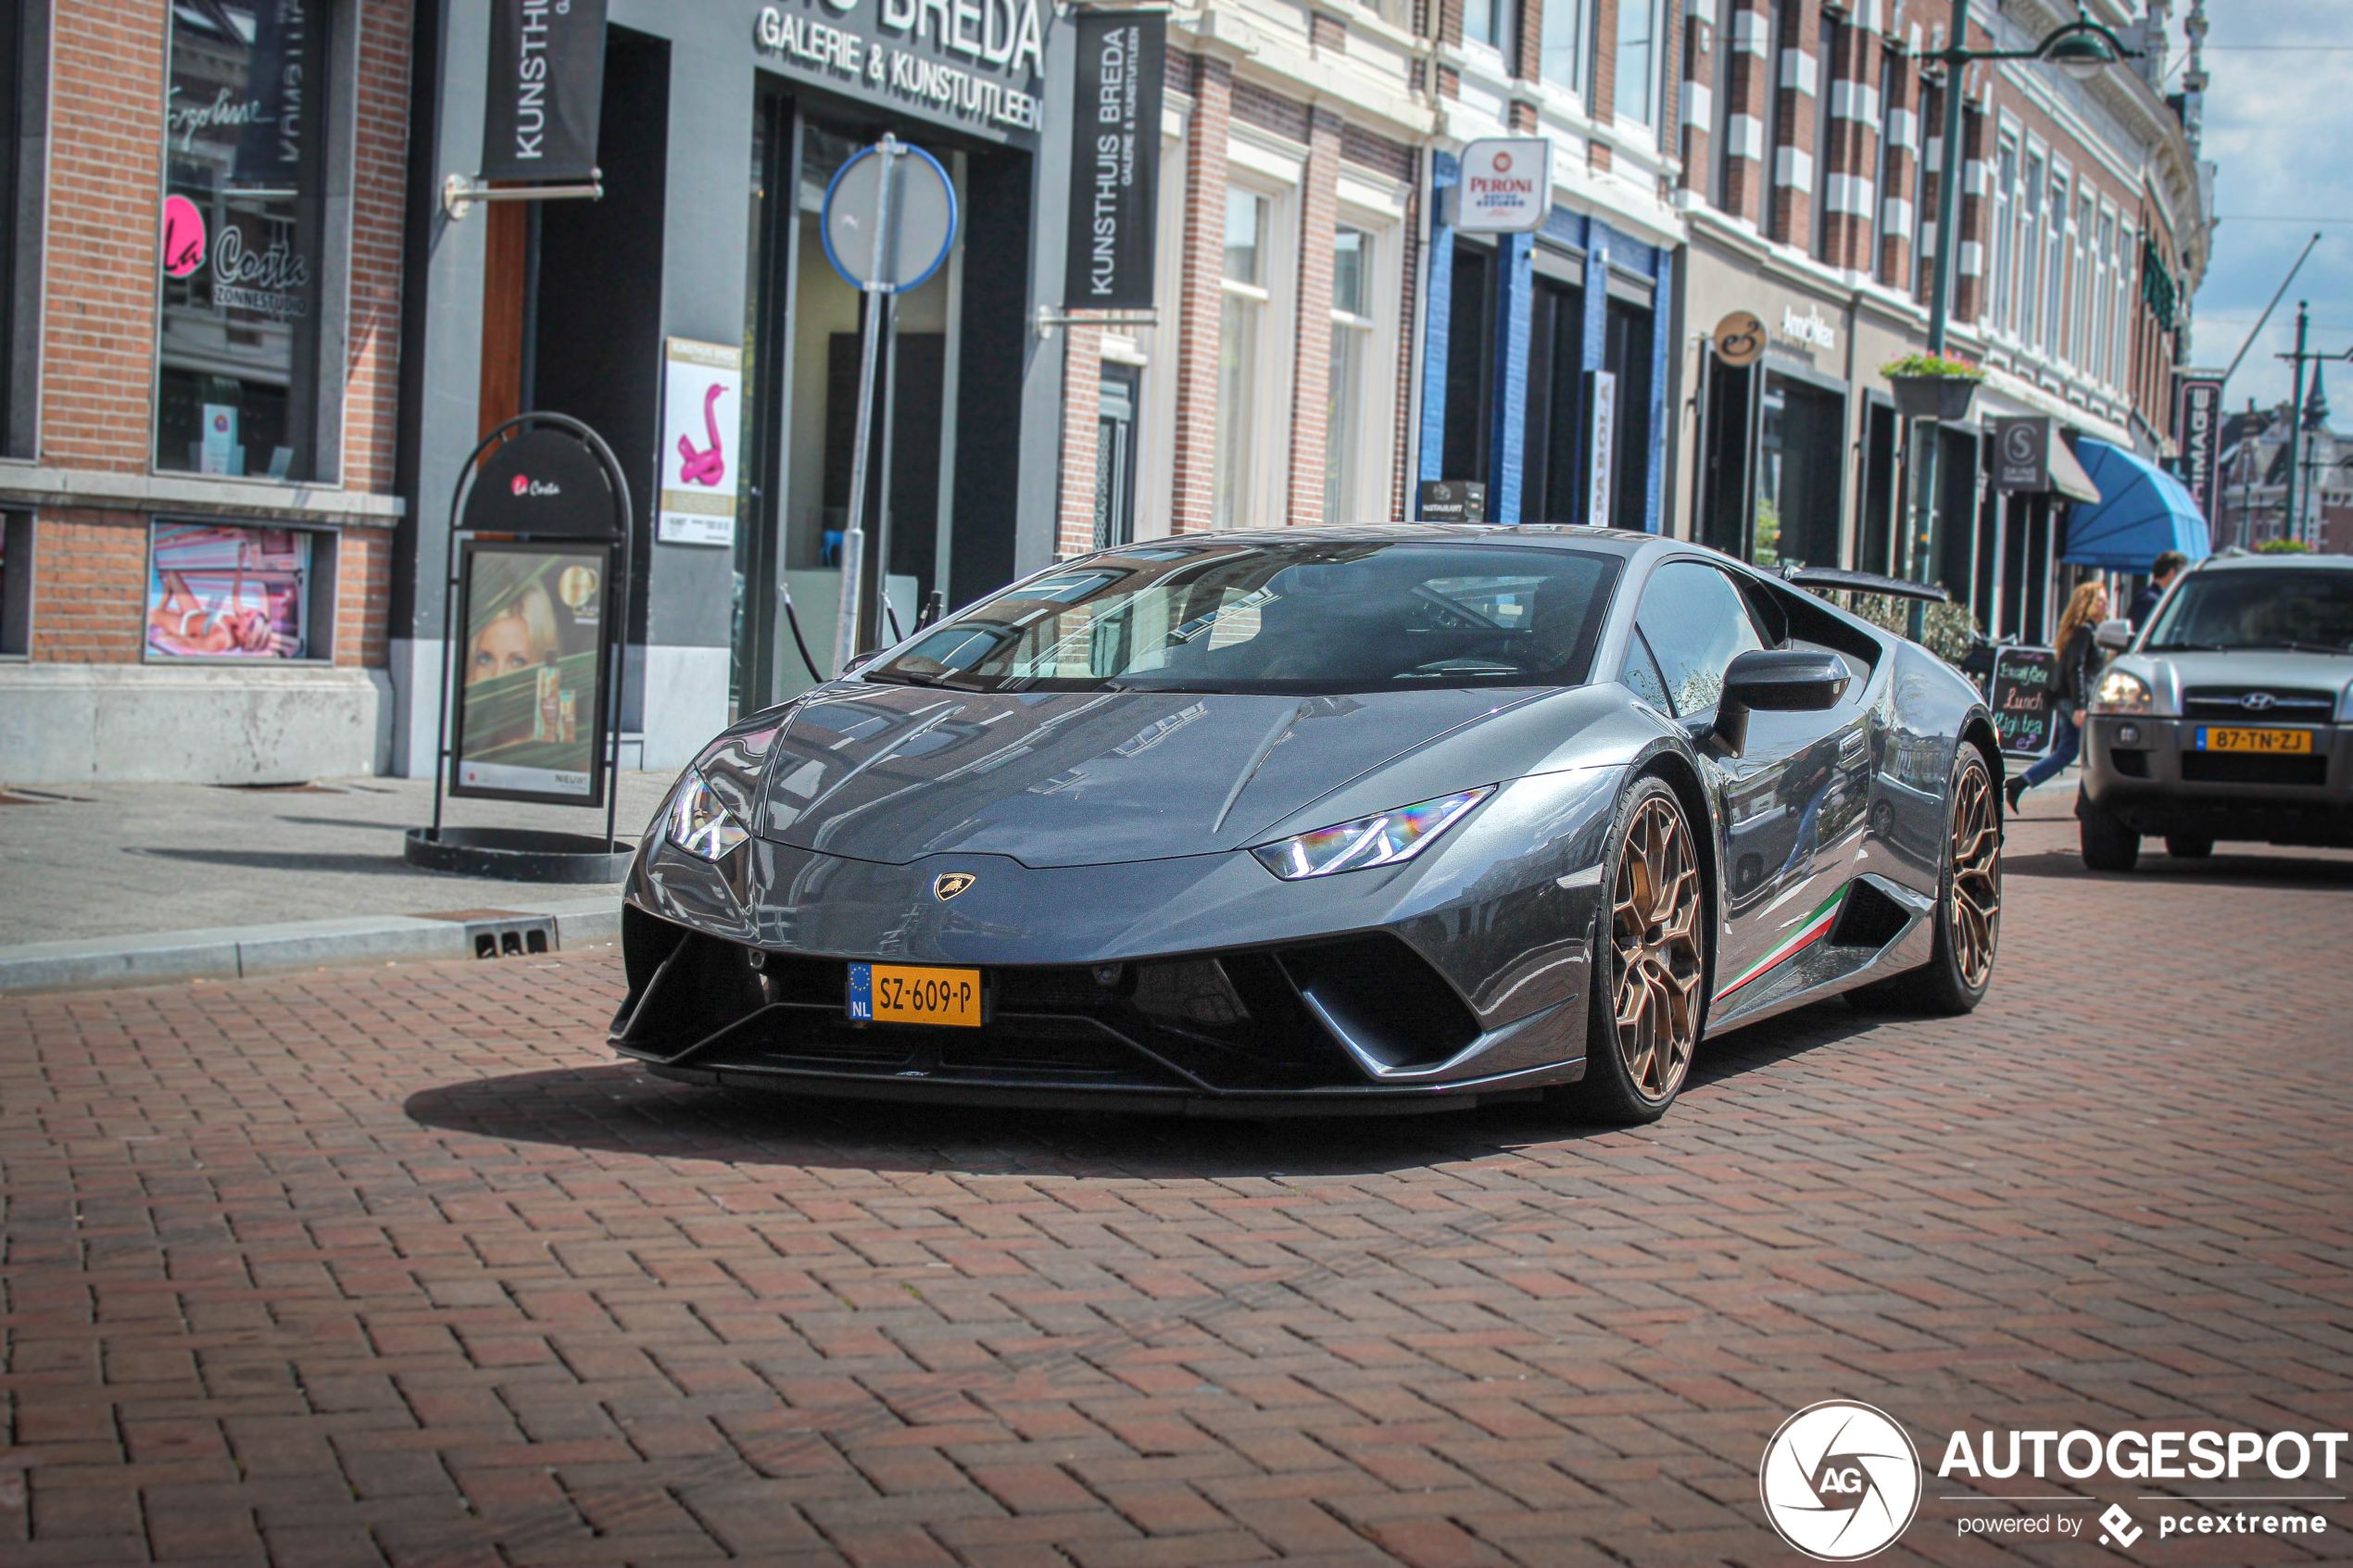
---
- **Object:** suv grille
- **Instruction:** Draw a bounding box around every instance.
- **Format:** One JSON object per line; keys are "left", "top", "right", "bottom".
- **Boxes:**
{"left": 2181, "top": 751, "right": 2328, "bottom": 787}
{"left": 2182, "top": 686, "right": 2336, "bottom": 722}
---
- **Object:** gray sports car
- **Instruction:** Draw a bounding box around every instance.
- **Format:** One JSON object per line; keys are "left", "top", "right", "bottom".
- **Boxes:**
{"left": 611, "top": 526, "right": 2003, "bottom": 1123}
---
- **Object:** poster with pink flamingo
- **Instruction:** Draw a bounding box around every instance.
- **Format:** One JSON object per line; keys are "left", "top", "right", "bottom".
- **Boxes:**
{"left": 656, "top": 338, "right": 743, "bottom": 548}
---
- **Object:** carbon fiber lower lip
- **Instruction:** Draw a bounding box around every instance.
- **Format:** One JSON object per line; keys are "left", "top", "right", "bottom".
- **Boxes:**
{"left": 641, "top": 1056, "right": 1585, "bottom": 1118}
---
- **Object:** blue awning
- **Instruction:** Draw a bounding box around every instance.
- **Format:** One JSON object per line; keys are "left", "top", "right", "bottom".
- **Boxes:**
{"left": 2060, "top": 439, "right": 2212, "bottom": 570}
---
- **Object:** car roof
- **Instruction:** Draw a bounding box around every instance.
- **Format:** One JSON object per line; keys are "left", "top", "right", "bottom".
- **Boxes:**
{"left": 1100, "top": 523, "right": 1677, "bottom": 560}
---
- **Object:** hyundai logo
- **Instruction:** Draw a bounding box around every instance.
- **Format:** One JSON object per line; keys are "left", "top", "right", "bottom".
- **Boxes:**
{"left": 2241, "top": 692, "right": 2277, "bottom": 712}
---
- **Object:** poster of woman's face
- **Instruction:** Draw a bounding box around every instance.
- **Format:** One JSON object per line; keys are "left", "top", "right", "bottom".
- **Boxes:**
{"left": 451, "top": 543, "right": 609, "bottom": 804}
{"left": 145, "top": 522, "right": 310, "bottom": 659}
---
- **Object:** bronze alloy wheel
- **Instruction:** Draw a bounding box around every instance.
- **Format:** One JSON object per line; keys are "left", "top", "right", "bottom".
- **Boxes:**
{"left": 1609, "top": 795, "right": 1705, "bottom": 1103}
{"left": 1948, "top": 759, "right": 2001, "bottom": 989}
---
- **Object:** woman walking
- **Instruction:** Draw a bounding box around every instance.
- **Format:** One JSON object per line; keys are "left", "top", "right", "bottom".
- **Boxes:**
{"left": 2006, "top": 580, "right": 2108, "bottom": 813}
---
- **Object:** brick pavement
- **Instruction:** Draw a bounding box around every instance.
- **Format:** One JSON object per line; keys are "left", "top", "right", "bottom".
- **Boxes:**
{"left": 3, "top": 803, "right": 2350, "bottom": 1568}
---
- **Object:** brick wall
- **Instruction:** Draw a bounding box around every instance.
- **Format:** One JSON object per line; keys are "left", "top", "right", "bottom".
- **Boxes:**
{"left": 42, "top": 3, "right": 166, "bottom": 473}
{"left": 1720, "top": 0, "right": 1768, "bottom": 225}
{"left": 1167, "top": 54, "right": 1233, "bottom": 535}
{"left": 1768, "top": 0, "right": 1820, "bottom": 247}
{"left": 27, "top": 0, "right": 411, "bottom": 672}
{"left": 30, "top": 513, "right": 147, "bottom": 661}
{"left": 1054, "top": 325, "right": 1106, "bottom": 558}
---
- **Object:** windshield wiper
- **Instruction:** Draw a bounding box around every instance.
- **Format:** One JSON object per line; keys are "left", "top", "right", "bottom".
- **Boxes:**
{"left": 2146, "top": 640, "right": 2227, "bottom": 652}
{"left": 2264, "top": 641, "right": 2352, "bottom": 656}
{"left": 863, "top": 668, "right": 967, "bottom": 689}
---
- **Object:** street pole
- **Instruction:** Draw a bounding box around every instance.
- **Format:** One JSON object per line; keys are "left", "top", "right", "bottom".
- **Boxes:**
{"left": 831, "top": 135, "right": 904, "bottom": 676}
{"left": 1905, "top": 0, "right": 1972, "bottom": 640}
{"left": 2282, "top": 301, "right": 2309, "bottom": 552}
{"left": 2238, "top": 396, "right": 2256, "bottom": 548}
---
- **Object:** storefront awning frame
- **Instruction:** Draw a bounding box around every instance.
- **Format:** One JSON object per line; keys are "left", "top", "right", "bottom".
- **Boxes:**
{"left": 2060, "top": 440, "right": 2213, "bottom": 571}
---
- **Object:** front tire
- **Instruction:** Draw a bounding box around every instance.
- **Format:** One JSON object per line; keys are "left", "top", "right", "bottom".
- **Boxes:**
{"left": 2080, "top": 794, "right": 2141, "bottom": 872}
{"left": 1570, "top": 777, "right": 1709, "bottom": 1125}
{"left": 1847, "top": 746, "right": 2000, "bottom": 1015}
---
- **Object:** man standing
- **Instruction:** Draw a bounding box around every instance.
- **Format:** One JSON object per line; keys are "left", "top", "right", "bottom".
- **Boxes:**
{"left": 2129, "top": 550, "right": 2187, "bottom": 628}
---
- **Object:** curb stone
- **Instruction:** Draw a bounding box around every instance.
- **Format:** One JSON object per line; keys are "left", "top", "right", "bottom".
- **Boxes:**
{"left": 0, "top": 898, "right": 623, "bottom": 996}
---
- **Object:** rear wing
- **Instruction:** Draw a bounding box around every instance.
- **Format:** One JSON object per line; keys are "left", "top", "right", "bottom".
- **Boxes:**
{"left": 1778, "top": 565, "right": 1950, "bottom": 604}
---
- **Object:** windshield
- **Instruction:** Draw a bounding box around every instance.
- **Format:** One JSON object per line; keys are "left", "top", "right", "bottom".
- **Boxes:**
{"left": 868, "top": 538, "right": 1625, "bottom": 694}
{"left": 2145, "top": 570, "right": 2353, "bottom": 654}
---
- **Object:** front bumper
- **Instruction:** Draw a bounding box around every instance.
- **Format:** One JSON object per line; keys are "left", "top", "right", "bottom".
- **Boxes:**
{"left": 2082, "top": 715, "right": 2353, "bottom": 846}
{"left": 608, "top": 809, "right": 1609, "bottom": 1114}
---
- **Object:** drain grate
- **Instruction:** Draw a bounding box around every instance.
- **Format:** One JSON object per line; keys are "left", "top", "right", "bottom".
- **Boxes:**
{"left": 417, "top": 909, "right": 560, "bottom": 960}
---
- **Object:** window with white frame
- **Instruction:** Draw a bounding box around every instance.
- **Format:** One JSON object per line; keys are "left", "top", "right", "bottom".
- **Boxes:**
{"left": 1617, "top": 0, "right": 1667, "bottom": 126}
{"left": 2017, "top": 147, "right": 2044, "bottom": 344}
{"left": 2110, "top": 223, "right": 2133, "bottom": 390}
{"left": 1214, "top": 187, "right": 1271, "bottom": 531}
{"left": 2043, "top": 169, "right": 2068, "bottom": 360}
{"left": 1542, "top": 0, "right": 1590, "bottom": 96}
{"left": 1463, "top": 0, "right": 1513, "bottom": 58}
{"left": 2071, "top": 190, "right": 2095, "bottom": 370}
{"left": 2092, "top": 207, "right": 2115, "bottom": 387}
{"left": 1325, "top": 227, "right": 1376, "bottom": 525}
{"left": 1990, "top": 137, "right": 2017, "bottom": 331}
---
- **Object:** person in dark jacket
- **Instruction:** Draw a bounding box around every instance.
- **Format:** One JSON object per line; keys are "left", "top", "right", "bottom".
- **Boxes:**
{"left": 2128, "top": 550, "right": 2187, "bottom": 628}
{"left": 2007, "top": 579, "right": 2109, "bottom": 813}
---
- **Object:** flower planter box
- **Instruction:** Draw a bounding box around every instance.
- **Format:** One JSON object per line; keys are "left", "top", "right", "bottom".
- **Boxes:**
{"left": 1889, "top": 375, "right": 1979, "bottom": 421}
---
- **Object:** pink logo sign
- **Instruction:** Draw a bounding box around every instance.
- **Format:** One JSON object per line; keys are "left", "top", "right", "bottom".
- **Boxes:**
{"left": 510, "top": 474, "right": 531, "bottom": 496}
{"left": 1491, "top": 150, "right": 1514, "bottom": 173}
{"left": 161, "top": 194, "right": 207, "bottom": 279}
{"left": 676, "top": 383, "right": 727, "bottom": 487}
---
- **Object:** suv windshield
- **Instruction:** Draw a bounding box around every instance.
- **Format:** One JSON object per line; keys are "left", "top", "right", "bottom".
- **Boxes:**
{"left": 868, "top": 538, "right": 1625, "bottom": 694}
{"left": 2145, "top": 570, "right": 2353, "bottom": 654}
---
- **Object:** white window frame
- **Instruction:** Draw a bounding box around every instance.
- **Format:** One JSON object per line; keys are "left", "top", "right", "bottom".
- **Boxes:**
{"left": 1327, "top": 184, "right": 1405, "bottom": 525}
{"left": 1990, "top": 133, "right": 2017, "bottom": 333}
{"left": 2042, "top": 160, "right": 2069, "bottom": 362}
{"left": 1217, "top": 137, "right": 1302, "bottom": 533}
{"left": 1136, "top": 110, "right": 1189, "bottom": 541}
{"left": 2017, "top": 140, "right": 2045, "bottom": 346}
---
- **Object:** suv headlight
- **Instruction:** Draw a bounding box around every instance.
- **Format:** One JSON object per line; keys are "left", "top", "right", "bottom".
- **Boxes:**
{"left": 1251, "top": 787, "right": 1491, "bottom": 880}
{"left": 666, "top": 771, "right": 750, "bottom": 859}
{"left": 2091, "top": 670, "right": 2151, "bottom": 715}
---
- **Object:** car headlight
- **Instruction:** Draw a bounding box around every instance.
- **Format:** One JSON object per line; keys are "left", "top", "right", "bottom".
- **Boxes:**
{"left": 666, "top": 771, "right": 750, "bottom": 859}
{"left": 1251, "top": 787, "right": 1492, "bottom": 880}
{"left": 2091, "top": 669, "right": 2151, "bottom": 715}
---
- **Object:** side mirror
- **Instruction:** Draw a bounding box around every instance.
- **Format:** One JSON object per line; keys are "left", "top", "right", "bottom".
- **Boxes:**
{"left": 2094, "top": 617, "right": 2133, "bottom": 651}
{"left": 840, "top": 649, "right": 882, "bottom": 675}
{"left": 1713, "top": 649, "right": 1852, "bottom": 756}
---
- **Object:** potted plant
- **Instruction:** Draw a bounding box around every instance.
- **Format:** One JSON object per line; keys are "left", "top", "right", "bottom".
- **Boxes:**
{"left": 1881, "top": 350, "right": 1984, "bottom": 420}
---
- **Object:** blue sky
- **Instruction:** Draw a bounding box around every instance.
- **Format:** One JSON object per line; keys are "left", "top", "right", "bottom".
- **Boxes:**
{"left": 2183, "top": 0, "right": 2353, "bottom": 415}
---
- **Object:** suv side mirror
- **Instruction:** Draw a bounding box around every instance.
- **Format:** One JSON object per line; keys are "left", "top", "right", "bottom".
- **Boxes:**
{"left": 1713, "top": 649, "right": 1851, "bottom": 756}
{"left": 2094, "top": 617, "right": 2133, "bottom": 651}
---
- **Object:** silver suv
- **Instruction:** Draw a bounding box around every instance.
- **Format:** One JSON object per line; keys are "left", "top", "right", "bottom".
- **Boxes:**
{"left": 2078, "top": 554, "right": 2353, "bottom": 871}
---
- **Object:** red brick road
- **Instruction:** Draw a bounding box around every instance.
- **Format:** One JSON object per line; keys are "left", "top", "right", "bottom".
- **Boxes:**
{"left": 4, "top": 806, "right": 2351, "bottom": 1568}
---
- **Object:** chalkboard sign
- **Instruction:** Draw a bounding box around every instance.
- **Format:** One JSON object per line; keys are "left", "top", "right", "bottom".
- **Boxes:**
{"left": 1989, "top": 645, "right": 2057, "bottom": 759}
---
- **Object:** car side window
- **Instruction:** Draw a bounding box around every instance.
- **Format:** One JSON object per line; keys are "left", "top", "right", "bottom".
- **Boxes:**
{"left": 1634, "top": 561, "right": 1768, "bottom": 717}
{"left": 1621, "top": 629, "right": 1672, "bottom": 712}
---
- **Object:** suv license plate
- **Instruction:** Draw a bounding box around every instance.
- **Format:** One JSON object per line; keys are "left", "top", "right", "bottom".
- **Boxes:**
{"left": 2195, "top": 726, "right": 2312, "bottom": 755}
{"left": 848, "top": 963, "right": 983, "bottom": 1027}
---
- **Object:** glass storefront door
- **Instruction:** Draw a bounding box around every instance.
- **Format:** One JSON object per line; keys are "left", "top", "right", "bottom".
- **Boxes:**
{"left": 733, "top": 94, "right": 970, "bottom": 713}
{"left": 1752, "top": 370, "right": 1844, "bottom": 569}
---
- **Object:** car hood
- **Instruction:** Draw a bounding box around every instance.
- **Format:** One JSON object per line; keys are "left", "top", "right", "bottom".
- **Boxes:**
{"left": 2122, "top": 648, "right": 2353, "bottom": 715}
{"left": 749, "top": 683, "right": 1561, "bottom": 868}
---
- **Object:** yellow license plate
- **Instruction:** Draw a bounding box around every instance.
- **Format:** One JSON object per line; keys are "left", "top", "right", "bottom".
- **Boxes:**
{"left": 848, "top": 963, "right": 983, "bottom": 1027}
{"left": 2196, "top": 726, "right": 2312, "bottom": 755}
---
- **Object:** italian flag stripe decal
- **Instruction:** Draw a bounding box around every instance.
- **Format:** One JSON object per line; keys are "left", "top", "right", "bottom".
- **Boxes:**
{"left": 1716, "top": 884, "right": 1850, "bottom": 1001}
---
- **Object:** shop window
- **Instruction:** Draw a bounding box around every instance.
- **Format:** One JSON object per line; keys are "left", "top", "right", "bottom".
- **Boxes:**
{"left": 1522, "top": 275, "right": 1583, "bottom": 524}
{"left": 1325, "top": 228, "right": 1375, "bottom": 525}
{"left": 1440, "top": 241, "right": 1494, "bottom": 488}
{"left": 0, "top": 511, "right": 31, "bottom": 656}
{"left": 1858, "top": 400, "right": 1898, "bottom": 577}
{"left": 1604, "top": 295, "right": 1653, "bottom": 533}
{"left": 144, "top": 520, "right": 334, "bottom": 662}
{"left": 1541, "top": 0, "right": 1590, "bottom": 96}
{"left": 155, "top": 0, "right": 332, "bottom": 482}
{"left": 1753, "top": 370, "right": 1843, "bottom": 570}
{"left": 1, "top": 0, "right": 44, "bottom": 459}
{"left": 1617, "top": 0, "right": 1665, "bottom": 126}
{"left": 1214, "top": 187, "right": 1269, "bottom": 531}
{"left": 1096, "top": 366, "right": 1139, "bottom": 549}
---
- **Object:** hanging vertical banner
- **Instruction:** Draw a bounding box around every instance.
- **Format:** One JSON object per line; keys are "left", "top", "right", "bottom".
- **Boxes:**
{"left": 658, "top": 339, "right": 743, "bottom": 547}
{"left": 480, "top": 0, "right": 609, "bottom": 182}
{"left": 2175, "top": 373, "right": 2224, "bottom": 527}
{"left": 1582, "top": 370, "right": 1618, "bottom": 526}
{"left": 1062, "top": 9, "right": 1164, "bottom": 310}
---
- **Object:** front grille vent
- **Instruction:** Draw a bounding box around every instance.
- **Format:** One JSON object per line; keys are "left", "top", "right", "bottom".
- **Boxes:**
{"left": 2181, "top": 752, "right": 2328, "bottom": 787}
{"left": 2182, "top": 686, "right": 2336, "bottom": 721}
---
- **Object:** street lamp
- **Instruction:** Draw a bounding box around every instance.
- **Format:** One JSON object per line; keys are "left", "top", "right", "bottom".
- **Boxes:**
{"left": 1906, "top": 2, "right": 2140, "bottom": 633}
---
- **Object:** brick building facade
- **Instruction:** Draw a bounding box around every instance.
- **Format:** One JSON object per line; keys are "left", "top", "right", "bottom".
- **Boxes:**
{"left": 2, "top": 0, "right": 412, "bottom": 784}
